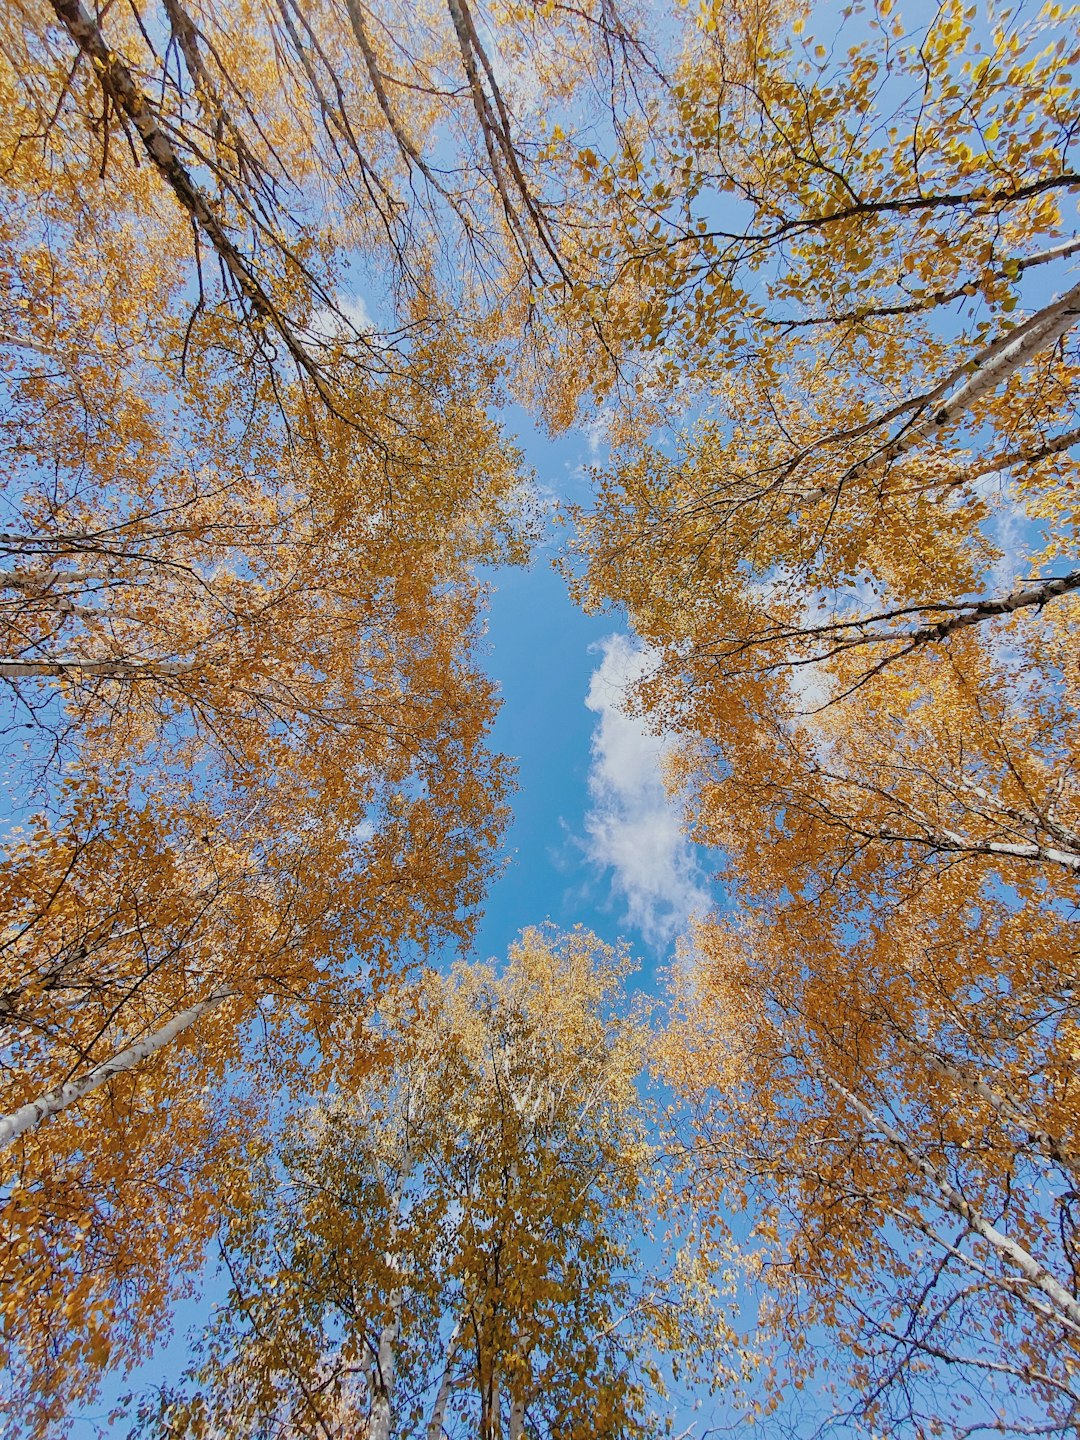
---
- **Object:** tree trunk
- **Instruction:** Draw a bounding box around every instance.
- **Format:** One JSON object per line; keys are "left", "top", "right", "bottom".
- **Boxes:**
{"left": 46, "top": 0, "right": 320, "bottom": 384}
{"left": 0, "top": 657, "right": 194, "bottom": 679}
{"left": 816, "top": 1062, "right": 1080, "bottom": 1333}
{"left": 426, "top": 1316, "right": 462, "bottom": 1440}
{"left": 876, "top": 277, "right": 1080, "bottom": 470}
{"left": 369, "top": 1166, "right": 409, "bottom": 1440}
{"left": 507, "top": 1379, "right": 526, "bottom": 1440}
{"left": 0, "top": 987, "right": 234, "bottom": 1149}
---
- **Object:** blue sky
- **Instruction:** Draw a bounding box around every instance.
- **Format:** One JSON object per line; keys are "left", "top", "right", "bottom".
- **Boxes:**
{"left": 474, "top": 411, "right": 718, "bottom": 985}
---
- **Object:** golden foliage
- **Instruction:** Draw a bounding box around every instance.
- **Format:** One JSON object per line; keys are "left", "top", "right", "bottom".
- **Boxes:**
{"left": 570, "top": 0, "right": 1080, "bottom": 1432}
{"left": 4, "top": 0, "right": 1080, "bottom": 1433}
{"left": 128, "top": 927, "right": 744, "bottom": 1440}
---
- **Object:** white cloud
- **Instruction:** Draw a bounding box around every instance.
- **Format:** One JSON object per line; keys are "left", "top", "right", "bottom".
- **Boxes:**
{"left": 580, "top": 406, "right": 614, "bottom": 460}
{"left": 582, "top": 634, "right": 713, "bottom": 950}
{"left": 302, "top": 293, "right": 375, "bottom": 349}
{"left": 745, "top": 565, "right": 837, "bottom": 719}
{"left": 987, "top": 486, "right": 1038, "bottom": 593}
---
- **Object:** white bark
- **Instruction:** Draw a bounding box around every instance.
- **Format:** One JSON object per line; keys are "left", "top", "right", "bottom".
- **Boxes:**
{"left": 425, "top": 1316, "right": 463, "bottom": 1440}
{"left": 875, "top": 824, "right": 1080, "bottom": 874}
{"left": 343, "top": 0, "right": 440, "bottom": 188}
{"left": 953, "top": 772, "right": 1080, "bottom": 855}
{"left": 960, "top": 424, "right": 1080, "bottom": 488}
{"left": 489, "top": 1369, "right": 502, "bottom": 1440}
{"left": 890, "top": 569, "right": 1080, "bottom": 645}
{"left": 0, "top": 568, "right": 98, "bottom": 591}
{"left": 854, "top": 277, "right": 1080, "bottom": 477}
{"left": 0, "top": 657, "right": 193, "bottom": 678}
{"left": 0, "top": 987, "right": 234, "bottom": 1149}
{"left": 0, "top": 332, "right": 92, "bottom": 409}
{"left": 776, "top": 569, "right": 1080, "bottom": 664}
{"left": 816, "top": 1064, "right": 1080, "bottom": 1332}
{"left": 368, "top": 1285, "right": 402, "bottom": 1440}
{"left": 508, "top": 1386, "right": 526, "bottom": 1440}
{"left": 0, "top": 531, "right": 128, "bottom": 551}
{"left": 47, "top": 0, "right": 322, "bottom": 385}
{"left": 921, "top": 1048, "right": 1080, "bottom": 1176}
{"left": 369, "top": 1166, "right": 409, "bottom": 1440}
{"left": 1014, "top": 235, "right": 1080, "bottom": 271}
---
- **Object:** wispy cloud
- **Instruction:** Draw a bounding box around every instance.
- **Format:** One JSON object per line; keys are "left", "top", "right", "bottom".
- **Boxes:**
{"left": 580, "top": 406, "right": 614, "bottom": 460}
{"left": 582, "top": 634, "right": 713, "bottom": 951}
{"left": 302, "top": 293, "right": 375, "bottom": 349}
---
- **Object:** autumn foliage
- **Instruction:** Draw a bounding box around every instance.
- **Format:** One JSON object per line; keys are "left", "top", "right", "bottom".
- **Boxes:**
{"left": 1, "top": 0, "right": 1079, "bottom": 1435}
{"left": 127, "top": 928, "right": 740, "bottom": 1440}
{"left": 571, "top": 0, "right": 1080, "bottom": 1431}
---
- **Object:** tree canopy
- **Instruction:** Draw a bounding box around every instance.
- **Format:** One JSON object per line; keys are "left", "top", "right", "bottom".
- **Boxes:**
{"left": 129, "top": 927, "right": 740, "bottom": 1440}
{"left": 1, "top": 0, "right": 1079, "bottom": 1435}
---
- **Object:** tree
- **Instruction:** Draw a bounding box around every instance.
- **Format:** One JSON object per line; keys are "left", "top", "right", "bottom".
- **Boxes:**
{"left": 0, "top": 0, "right": 574, "bottom": 1424}
{"left": 3, "top": 0, "right": 662, "bottom": 425}
{"left": 0, "top": 166, "right": 521, "bottom": 1413}
{"left": 660, "top": 616, "right": 1080, "bottom": 1435}
{"left": 12, "top": 0, "right": 1080, "bottom": 1433}
{"left": 127, "top": 927, "right": 743, "bottom": 1440}
{"left": 0, "top": 577, "right": 515, "bottom": 1437}
{"left": 567, "top": 1, "right": 1080, "bottom": 1432}
{"left": 0, "top": 0, "right": 662, "bottom": 1186}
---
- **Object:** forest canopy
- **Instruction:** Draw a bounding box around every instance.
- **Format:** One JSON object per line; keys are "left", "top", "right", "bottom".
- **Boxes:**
{"left": 0, "top": 0, "right": 1078, "bottom": 1436}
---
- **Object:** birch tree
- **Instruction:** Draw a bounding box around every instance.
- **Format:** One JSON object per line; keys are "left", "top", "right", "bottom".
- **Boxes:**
{"left": 127, "top": 928, "right": 745, "bottom": 1440}
{"left": 3, "top": 0, "right": 660, "bottom": 425}
{"left": 0, "top": 0, "right": 569, "bottom": 1425}
{"left": 565, "top": 1, "right": 1080, "bottom": 1432}
{"left": 0, "top": 260, "right": 517, "bottom": 1427}
{"left": 573, "top": 0, "right": 1080, "bottom": 633}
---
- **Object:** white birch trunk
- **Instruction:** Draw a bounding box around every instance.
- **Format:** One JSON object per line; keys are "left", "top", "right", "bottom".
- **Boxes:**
{"left": 920, "top": 1047, "right": 1080, "bottom": 1176}
{"left": 953, "top": 772, "right": 1080, "bottom": 853}
{"left": 849, "top": 277, "right": 1080, "bottom": 479}
{"left": 816, "top": 1063, "right": 1080, "bottom": 1331}
{"left": 0, "top": 567, "right": 98, "bottom": 590}
{"left": 368, "top": 1285, "right": 402, "bottom": 1440}
{"left": 489, "top": 1368, "right": 502, "bottom": 1440}
{"left": 0, "top": 657, "right": 194, "bottom": 678}
{"left": 0, "top": 334, "right": 91, "bottom": 408}
{"left": 507, "top": 1385, "right": 526, "bottom": 1440}
{"left": 47, "top": 0, "right": 320, "bottom": 385}
{"left": 1014, "top": 235, "right": 1080, "bottom": 271}
{"left": 959, "top": 424, "right": 1080, "bottom": 488}
{"left": 425, "top": 1317, "right": 463, "bottom": 1440}
{"left": 886, "top": 569, "right": 1080, "bottom": 648}
{"left": 369, "top": 1164, "right": 410, "bottom": 1440}
{"left": 875, "top": 824, "right": 1080, "bottom": 874}
{"left": 0, "top": 987, "right": 234, "bottom": 1149}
